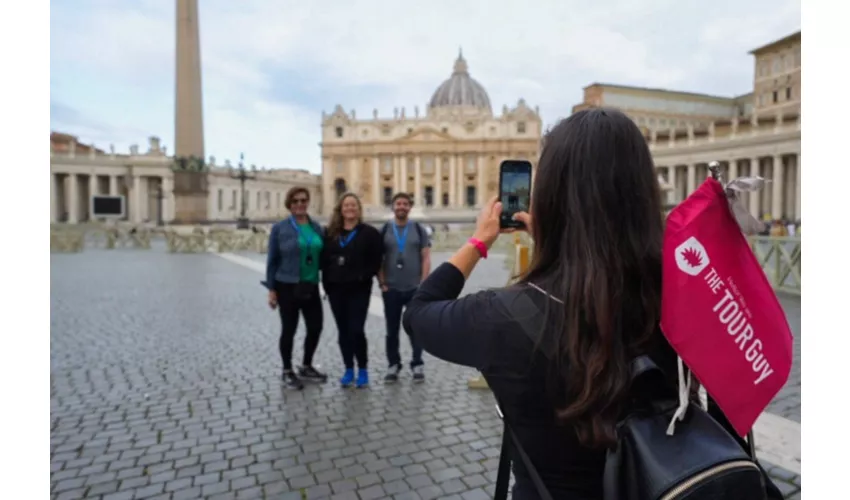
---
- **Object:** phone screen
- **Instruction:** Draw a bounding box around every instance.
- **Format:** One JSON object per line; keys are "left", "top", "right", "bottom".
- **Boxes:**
{"left": 499, "top": 160, "right": 532, "bottom": 229}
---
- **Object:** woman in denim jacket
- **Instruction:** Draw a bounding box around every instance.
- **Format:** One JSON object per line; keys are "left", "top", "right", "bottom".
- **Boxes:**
{"left": 265, "top": 187, "right": 328, "bottom": 389}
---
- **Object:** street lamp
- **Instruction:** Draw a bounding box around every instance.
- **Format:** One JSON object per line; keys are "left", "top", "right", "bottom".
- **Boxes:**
{"left": 229, "top": 153, "right": 256, "bottom": 230}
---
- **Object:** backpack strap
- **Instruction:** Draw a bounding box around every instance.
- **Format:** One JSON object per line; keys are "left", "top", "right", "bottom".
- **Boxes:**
{"left": 380, "top": 222, "right": 390, "bottom": 238}
{"left": 493, "top": 403, "right": 554, "bottom": 500}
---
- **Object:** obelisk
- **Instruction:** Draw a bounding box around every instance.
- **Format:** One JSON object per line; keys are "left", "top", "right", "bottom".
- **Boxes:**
{"left": 172, "top": 0, "right": 209, "bottom": 223}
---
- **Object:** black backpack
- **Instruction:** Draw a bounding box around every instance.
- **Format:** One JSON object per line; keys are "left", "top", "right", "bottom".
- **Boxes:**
{"left": 494, "top": 356, "right": 785, "bottom": 500}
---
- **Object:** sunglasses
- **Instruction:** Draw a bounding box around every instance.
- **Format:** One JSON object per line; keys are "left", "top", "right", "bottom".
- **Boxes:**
{"left": 292, "top": 198, "right": 309, "bottom": 205}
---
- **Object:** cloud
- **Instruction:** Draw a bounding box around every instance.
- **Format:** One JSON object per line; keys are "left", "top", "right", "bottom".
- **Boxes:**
{"left": 50, "top": 0, "right": 800, "bottom": 173}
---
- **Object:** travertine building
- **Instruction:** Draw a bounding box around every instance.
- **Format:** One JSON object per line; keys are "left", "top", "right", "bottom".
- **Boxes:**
{"left": 572, "top": 30, "right": 801, "bottom": 221}
{"left": 49, "top": 133, "right": 321, "bottom": 224}
{"left": 319, "top": 52, "right": 543, "bottom": 217}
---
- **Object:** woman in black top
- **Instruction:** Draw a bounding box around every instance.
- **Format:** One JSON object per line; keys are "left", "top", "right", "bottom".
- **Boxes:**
{"left": 402, "top": 108, "right": 679, "bottom": 499}
{"left": 322, "top": 192, "right": 383, "bottom": 389}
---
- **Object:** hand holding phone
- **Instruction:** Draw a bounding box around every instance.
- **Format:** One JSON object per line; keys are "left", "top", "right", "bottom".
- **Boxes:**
{"left": 498, "top": 160, "right": 533, "bottom": 229}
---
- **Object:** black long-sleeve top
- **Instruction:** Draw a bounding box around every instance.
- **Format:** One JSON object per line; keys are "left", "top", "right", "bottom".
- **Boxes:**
{"left": 320, "top": 223, "right": 383, "bottom": 291}
{"left": 402, "top": 262, "right": 681, "bottom": 500}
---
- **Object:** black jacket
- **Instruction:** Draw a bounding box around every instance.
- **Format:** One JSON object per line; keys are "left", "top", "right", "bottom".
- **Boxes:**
{"left": 320, "top": 223, "right": 383, "bottom": 290}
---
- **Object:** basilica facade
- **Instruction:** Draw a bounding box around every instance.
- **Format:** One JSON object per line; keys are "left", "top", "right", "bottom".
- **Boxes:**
{"left": 319, "top": 52, "right": 543, "bottom": 218}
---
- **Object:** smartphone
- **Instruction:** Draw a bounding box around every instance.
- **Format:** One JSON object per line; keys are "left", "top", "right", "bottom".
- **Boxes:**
{"left": 498, "top": 160, "right": 532, "bottom": 229}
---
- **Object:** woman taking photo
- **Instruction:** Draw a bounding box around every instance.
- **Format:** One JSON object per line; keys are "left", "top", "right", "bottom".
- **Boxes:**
{"left": 322, "top": 192, "right": 383, "bottom": 388}
{"left": 322, "top": 193, "right": 383, "bottom": 388}
{"left": 402, "top": 108, "right": 679, "bottom": 499}
{"left": 265, "top": 186, "right": 328, "bottom": 390}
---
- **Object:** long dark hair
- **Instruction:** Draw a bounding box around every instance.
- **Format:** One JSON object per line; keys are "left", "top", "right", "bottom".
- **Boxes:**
{"left": 521, "top": 108, "right": 672, "bottom": 449}
{"left": 327, "top": 192, "right": 363, "bottom": 239}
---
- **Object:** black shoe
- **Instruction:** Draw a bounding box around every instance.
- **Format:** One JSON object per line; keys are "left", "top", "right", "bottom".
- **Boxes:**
{"left": 299, "top": 365, "right": 328, "bottom": 383}
{"left": 282, "top": 370, "right": 304, "bottom": 390}
{"left": 384, "top": 364, "right": 401, "bottom": 384}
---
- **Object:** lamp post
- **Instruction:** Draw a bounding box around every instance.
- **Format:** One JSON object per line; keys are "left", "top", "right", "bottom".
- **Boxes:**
{"left": 229, "top": 153, "right": 256, "bottom": 230}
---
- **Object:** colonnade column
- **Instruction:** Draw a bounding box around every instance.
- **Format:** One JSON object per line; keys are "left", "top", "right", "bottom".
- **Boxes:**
{"left": 392, "top": 156, "right": 400, "bottom": 194}
{"left": 795, "top": 153, "right": 801, "bottom": 220}
{"left": 50, "top": 174, "right": 59, "bottom": 223}
{"left": 749, "top": 158, "right": 761, "bottom": 217}
{"left": 88, "top": 174, "right": 98, "bottom": 221}
{"left": 771, "top": 155, "right": 784, "bottom": 219}
{"left": 131, "top": 175, "right": 143, "bottom": 223}
{"left": 109, "top": 175, "right": 118, "bottom": 195}
{"left": 162, "top": 176, "right": 174, "bottom": 223}
{"left": 667, "top": 166, "right": 677, "bottom": 205}
{"left": 372, "top": 157, "right": 380, "bottom": 206}
{"left": 67, "top": 174, "right": 79, "bottom": 224}
{"left": 686, "top": 164, "right": 696, "bottom": 196}
{"left": 729, "top": 158, "right": 739, "bottom": 181}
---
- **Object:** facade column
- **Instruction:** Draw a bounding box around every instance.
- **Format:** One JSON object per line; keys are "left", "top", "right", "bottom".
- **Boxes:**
{"left": 132, "top": 175, "right": 143, "bottom": 223}
{"left": 414, "top": 156, "right": 422, "bottom": 205}
{"left": 795, "top": 153, "right": 801, "bottom": 220}
{"left": 109, "top": 175, "right": 118, "bottom": 195}
{"left": 349, "top": 157, "right": 359, "bottom": 196}
{"left": 449, "top": 155, "right": 457, "bottom": 207}
{"left": 749, "top": 158, "right": 761, "bottom": 217}
{"left": 392, "top": 156, "right": 399, "bottom": 194}
{"left": 477, "top": 155, "right": 486, "bottom": 207}
{"left": 372, "top": 156, "right": 380, "bottom": 207}
{"left": 435, "top": 157, "right": 442, "bottom": 208}
{"left": 457, "top": 155, "right": 466, "bottom": 207}
{"left": 162, "top": 176, "right": 174, "bottom": 222}
{"left": 667, "top": 165, "right": 677, "bottom": 205}
{"left": 400, "top": 157, "right": 408, "bottom": 196}
{"left": 686, "top": 164, "right": 696, "bottom": 195}
{"left": 67, "top": 174, "right": 79, "bottom": 224}
{"left": 771, "top": 155, "right": 784, "bottom": 219}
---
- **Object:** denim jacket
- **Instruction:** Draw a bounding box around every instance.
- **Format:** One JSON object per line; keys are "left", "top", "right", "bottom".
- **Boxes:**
{"left": 264, "top": 217, "right": 325, "bottom": 289}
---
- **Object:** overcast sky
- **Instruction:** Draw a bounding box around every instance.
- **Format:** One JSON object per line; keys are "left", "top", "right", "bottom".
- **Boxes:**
{"left": 50, "top": 0, "right": 800, "bottom": 173}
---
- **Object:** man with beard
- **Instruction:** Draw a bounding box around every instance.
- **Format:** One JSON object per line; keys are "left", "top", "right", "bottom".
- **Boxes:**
{"left": 378, "top": 193, "right": 432, "bottom": 383}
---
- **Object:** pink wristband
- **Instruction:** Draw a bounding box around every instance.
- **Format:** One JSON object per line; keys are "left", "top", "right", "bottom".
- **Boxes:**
{"left": 468, "top": 238, "right": 488, "bottom": 259}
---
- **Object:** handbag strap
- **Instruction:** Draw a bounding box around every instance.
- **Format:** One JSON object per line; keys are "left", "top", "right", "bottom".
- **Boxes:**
{"left": 494, "top": 404, "right": 555, "bottom": 500}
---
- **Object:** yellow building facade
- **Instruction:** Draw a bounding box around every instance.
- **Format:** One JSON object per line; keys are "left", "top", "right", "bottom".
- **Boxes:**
{"left": 319, "top": 52, "right": 543, "bottom": 218}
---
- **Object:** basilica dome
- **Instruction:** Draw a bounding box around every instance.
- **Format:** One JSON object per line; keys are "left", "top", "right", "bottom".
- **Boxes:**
{"left": 428, "top": 51, "right": 492, "bottom": 113}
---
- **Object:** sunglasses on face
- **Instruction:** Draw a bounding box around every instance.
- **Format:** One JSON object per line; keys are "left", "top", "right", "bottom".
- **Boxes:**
{"left": 292, "top": 198, "right": 309, "bottom": 205}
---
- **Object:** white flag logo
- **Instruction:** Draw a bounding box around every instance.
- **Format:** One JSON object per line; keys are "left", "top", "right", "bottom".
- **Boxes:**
{"left": 675, "top": 236, "right": 710, "bottom": 276}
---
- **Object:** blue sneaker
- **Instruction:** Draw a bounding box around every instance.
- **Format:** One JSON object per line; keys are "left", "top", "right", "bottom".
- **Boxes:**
{"left": 340, "top": 369, "right": 355, "bottom": 388}
{"left": 356, "top": 369, "right": 369, "bottom": 388}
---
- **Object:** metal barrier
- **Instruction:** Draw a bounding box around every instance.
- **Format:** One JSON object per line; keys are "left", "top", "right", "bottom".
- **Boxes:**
{"left": 748, "top": 236, "right": 801, "bottom": 295}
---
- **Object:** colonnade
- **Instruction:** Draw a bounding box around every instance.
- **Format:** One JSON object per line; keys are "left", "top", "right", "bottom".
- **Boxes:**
{"left": 50, "top": 172, "right": 174, "bottom": 224}
{"left": 657, "top": 152, "right": 801, "bottom": 220}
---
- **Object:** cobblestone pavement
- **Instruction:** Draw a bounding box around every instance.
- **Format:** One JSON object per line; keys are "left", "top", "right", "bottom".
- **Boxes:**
{"left": 51, "top": 249, "right": 801, "bottom": 499}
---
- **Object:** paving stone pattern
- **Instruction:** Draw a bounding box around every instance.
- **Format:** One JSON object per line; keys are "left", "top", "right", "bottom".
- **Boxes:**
{"left": 51, "top": 249, "right": 800, "bottom": 499}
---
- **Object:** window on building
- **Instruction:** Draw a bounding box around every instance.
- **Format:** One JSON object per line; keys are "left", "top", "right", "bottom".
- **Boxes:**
{"left": 382, "top": 157, "right": 393, "bottom": 174}
{"left": 276, "top": 192, "right": 281, "bottom": 208}
{"left": 265, "top": 191, "right": 270, "bottom": 209}
{"left": 785, "top": 87, "right": 792, "bottom": 100}
{"left": 336, "top": 159, "right": 344, "bottom": 174}
{"left": 772, "top": 56, "right": 781, "bottom": 73}
{"left": 466, "top": 186, "right": 476, "bottom": 207}
{"left": 383, "top": 187, "right": 393, "bottom": 206}
{"left": 218, "top": 189, "right": 223, "bottom": 211}
{"left": 334, "top": 179, "right": 347, "bottom": 199}
{"left": 335, "top": 127, "right": 344, "bottom": 138}
{"left": 424, "top": 186, "right": 434, "bottom": 206}
{"left": 772, "top": 91, "right": 778, "bottom": 103}
{"left": 465, "top": 156, "right": 476, "bottom": 173}
{"left": 232, "top": 190, "right": 237, "bottom": 209}
{"left": 442, "top": 193, "right": 449, "bottom": 207}
{"left": 441, "top": 127, "right": 448, "bottom": 133}
{"left": 517, "top": 122, "right": 526, "bottom": 134}
{"left": 256, "top": 192, "right": 261, "bottom": 209}
{"left": 245, "top": 191, "right": 250, "bottom": 210}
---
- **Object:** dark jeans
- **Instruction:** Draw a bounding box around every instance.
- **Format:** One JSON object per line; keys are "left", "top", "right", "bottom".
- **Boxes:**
{"left": 326, "top": 283, "right": 371, "bottom": 370}
{"left": 275, "top": 282, "right": 323, "bottom": 371}
{"left": 383, "top": 288, "right": 423, "bottom": 368}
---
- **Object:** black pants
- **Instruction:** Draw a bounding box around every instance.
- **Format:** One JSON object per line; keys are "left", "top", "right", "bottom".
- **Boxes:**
{"left": 326, "top": 282, "right": 371, "bottom": 370}
{"left": 383, "top": 288, "right": 423, "bottom": 368}
{"left": 275, "top": 282, "right": 323, "bottom": 371}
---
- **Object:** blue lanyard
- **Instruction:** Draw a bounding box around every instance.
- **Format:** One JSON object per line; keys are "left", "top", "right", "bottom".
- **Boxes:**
{"left": 339, "top": 229, "right": 358, "bottom": 248}
{"left": 392, "top": 222, "right": 409, "bottom": 254}
{"left": 289, "top": 216, "right": 316, "bottom": 251}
